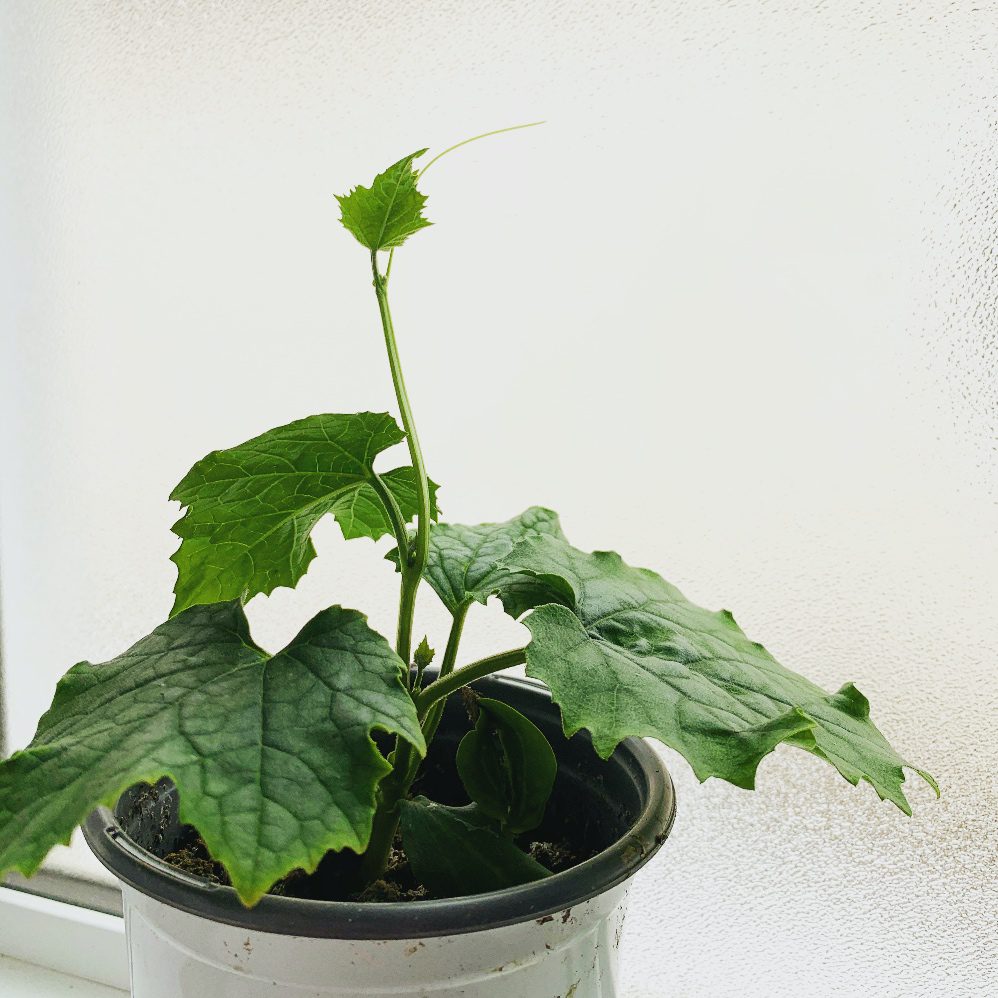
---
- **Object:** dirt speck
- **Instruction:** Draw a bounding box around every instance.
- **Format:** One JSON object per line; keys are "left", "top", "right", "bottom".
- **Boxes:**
{"left": 529, "top": 839, "right": 580, "bottom": 873}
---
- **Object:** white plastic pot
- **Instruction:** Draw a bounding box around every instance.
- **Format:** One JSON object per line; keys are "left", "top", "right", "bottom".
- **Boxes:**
{"left": 120, "top": 882, "right": 630, "bottom": 996}
{"left": 85, "top": 674, "right": 675, "bottom": 998}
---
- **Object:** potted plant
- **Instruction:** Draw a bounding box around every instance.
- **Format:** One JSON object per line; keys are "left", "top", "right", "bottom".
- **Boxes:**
{"left": 0, "top": 130, "right": 936, "bottom": 998}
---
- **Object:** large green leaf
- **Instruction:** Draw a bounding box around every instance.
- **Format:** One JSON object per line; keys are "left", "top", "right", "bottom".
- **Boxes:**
{"left": 456, "top": 698, "right": 556, "bottom": 834}
{"left": 170, "top": 412, "right": 439, "bottom": 614}
{"left": 498, "top": 536, "right": 937, "bottom": 814}
{"left": 0, "top": 602, "right": 424, "bottom": 905}
{"left": 399, "top": 797, "right": 550, "bottom": 898}
{"left": 388, "top": 506, "right": 567, "bottom": 616}
{"left": 336, "top": 150, "right": 432, "bottom": 251}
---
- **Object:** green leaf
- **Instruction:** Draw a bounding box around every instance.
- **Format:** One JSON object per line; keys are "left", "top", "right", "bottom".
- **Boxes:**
{"left": 336, "top": 150, "right": 432, "bottom": 251}
{"left": 0, "top": 601, "right": 425, "bottom": 906}
{"left": 498, "top": 536, "right": 937, "bottom": 814}
{"left": 170, "top": 412, "right": 440, "bottom": 614}
{"left": 456, "top": 698, "right": 557, "bottom": 834}
{"left": 413, "top": 635, "right": 434, "bottom": 689}
{"left": 388, "top": 506, "right": 568, "bottom": 616}
{"left": 399, "top": 797, "right": 550, "bottom": 898}
{"left": 413, "top": 636, "right": 435, "bottom": 669}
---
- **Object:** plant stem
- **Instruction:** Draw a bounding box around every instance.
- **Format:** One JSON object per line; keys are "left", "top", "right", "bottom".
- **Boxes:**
{"left": 359, "top": 128, "right": 545, "bottom": 889}
{"left": 368, "top": 472, "right": 414, "bottom": 689}
{"left": 415, "top": 647, "right": 528, "bottom": 717}
{"left": 371, "top": 251, "right": 431, "bottom": 665}
{"left": 368, "top": 471, "right": 410, "bottom": 558}
{"left": 438, "top": 606, "right": 468, "bottom": 680}
{"left": 416, "top": 605, "right": 468, "bottom": 752}
{"left": 356, "top": 644, "right": 526, "bottom": 887}
{"left": 358, "top": 251, "right": 434, "bottom": 888}
{"left": 357, "top": 771, "right": 406, "bottom": 886}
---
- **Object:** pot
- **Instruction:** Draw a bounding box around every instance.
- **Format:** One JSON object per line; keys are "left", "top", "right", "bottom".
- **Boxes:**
{"left": 84, "top": 673, "right": 675, "bottom": 997}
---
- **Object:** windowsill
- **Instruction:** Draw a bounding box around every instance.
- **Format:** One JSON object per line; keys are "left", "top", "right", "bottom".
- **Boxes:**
{"left": 0, "top": 955, "right": 126, "bottom": 997}
{"left": 0, "top": 887, "right": 127, "bottom": 991}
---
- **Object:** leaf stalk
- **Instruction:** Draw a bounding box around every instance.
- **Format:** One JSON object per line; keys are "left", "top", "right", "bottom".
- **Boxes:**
{"left": 416, "top": 604, "right": 468, "bottom": 751}
{"left": 368, "top": 472, "right": 410, "bottom": 558}
{"left": 371, "top": 251, "right": 431, "bottom": 666}
{"left": 415, "top": 647, "right": 528, "bottom": 717}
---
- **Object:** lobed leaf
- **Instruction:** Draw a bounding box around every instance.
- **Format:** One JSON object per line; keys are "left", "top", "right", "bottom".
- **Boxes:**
{"left": 336, "top": 150, "right": 432, "bottom": 251}
{"left": 0, "top": 601, "right": 424, "bottom": 905}
{"left": 170, "top": 412, "right": 439, "bottom": 614}
{"left": 388, "top": 506, "right": 567, "bottom": 616}
{"left": 496, "top": 536, "right": 937, "bottom": 814}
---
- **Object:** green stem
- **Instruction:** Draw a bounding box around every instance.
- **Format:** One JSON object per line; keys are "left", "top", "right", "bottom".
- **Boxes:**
{"left": 416, "top": 605, "right": 469, "bottom": 755}
{"left": 397, "top": 606, "right": 469, "bottom": 787}
{"left": 358, "top": 127, "right": 544, "bottom": 889}
{"left": 371, "top": 251, "right": 431, "bottom": 665}
{"left": 357, "top": 252, "right": 434, "bottom": 888}
{"left": 368, "top": 471, "right": 410, "bottom": 558}
{"left": 438, "top": 605, "right": 468, "bottom": 681}
{"left": 369, "top": 472, "right": 413, "bottom": 688}
{"left": 415, "top": 647, "right": 528, "bottom": 717}
{"left": 357, "top": 773, "right": 406, "bottom": 887}
{"left": 356, "top": 644, "right": 526, "bottom": 887}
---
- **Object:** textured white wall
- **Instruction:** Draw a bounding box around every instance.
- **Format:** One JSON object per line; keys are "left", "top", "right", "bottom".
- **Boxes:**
{"left": 1, "top": 2, "right": 994, "bottom": 995}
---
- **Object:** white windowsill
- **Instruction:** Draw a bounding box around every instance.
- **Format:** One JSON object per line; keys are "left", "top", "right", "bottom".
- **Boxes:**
{"left": 0, "top": 955, "right": 126, "bottom": 997}
{"left": 0, "top": 887, "right": 128, "bottom": 992}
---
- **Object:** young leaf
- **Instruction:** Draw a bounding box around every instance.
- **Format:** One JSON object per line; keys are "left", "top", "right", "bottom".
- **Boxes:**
{"left": 0, "top": 601, "right": 425, "bottom": 906}
{"left": 399, "top": 797, "right": 550, "bottom": 898}
{"left": 170, "top": 412, "right": 440, "bottom": 614}
{"left": 413, "top": 636, "right": 435, "bottom": 670}
{"left": 387, "top": 506, "right": 568, "bottom": 616}
{"left": 456, "top": 698, "right": 557, "bottom": 834}
{"left": 336, "top": 150, "right": 432, "bottom": 251}
{"left": 498, "top": 536, "right": 938, "bottom": 814}
{"left": 412, "top": 635, "right": 435, "bottom": 689}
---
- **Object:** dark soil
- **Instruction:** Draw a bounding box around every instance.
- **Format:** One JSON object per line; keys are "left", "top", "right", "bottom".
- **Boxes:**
{"left": 160, "top": 821, "right": 588, "bottom": 903}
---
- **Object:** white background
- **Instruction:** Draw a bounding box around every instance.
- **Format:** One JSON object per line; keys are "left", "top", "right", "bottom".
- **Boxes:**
{"left": 1, "top": 2, "right": 995, "bottom": 995}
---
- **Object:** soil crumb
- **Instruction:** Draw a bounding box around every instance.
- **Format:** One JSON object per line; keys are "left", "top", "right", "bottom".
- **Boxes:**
{"left": 163, "top": 846, "right": 225, "bottom": 884}
{"left": 529, "top": 840, "right": 581, "bottom": 874}
{"left": 347, "top": 841, "right": 427, "bottom": 903}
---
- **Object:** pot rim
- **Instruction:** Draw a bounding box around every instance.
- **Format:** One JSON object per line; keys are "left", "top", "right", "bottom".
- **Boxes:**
{"left": 82, "top": 674, "right": 676, "bottom": 939}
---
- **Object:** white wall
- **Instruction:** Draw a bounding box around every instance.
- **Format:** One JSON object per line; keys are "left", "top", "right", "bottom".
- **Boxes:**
{"left": 1, "top": 3, "right": 994, "bottom": 995}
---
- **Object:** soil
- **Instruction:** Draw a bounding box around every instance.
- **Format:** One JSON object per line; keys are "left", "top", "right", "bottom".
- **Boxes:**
{"left": 160, "top": 821, "right": 588, "bottom": 903}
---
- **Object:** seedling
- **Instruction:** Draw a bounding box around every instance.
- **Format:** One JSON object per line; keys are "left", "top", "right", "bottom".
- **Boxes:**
{"left": 0, "top": 129, "right": 937, "bottom": 906}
